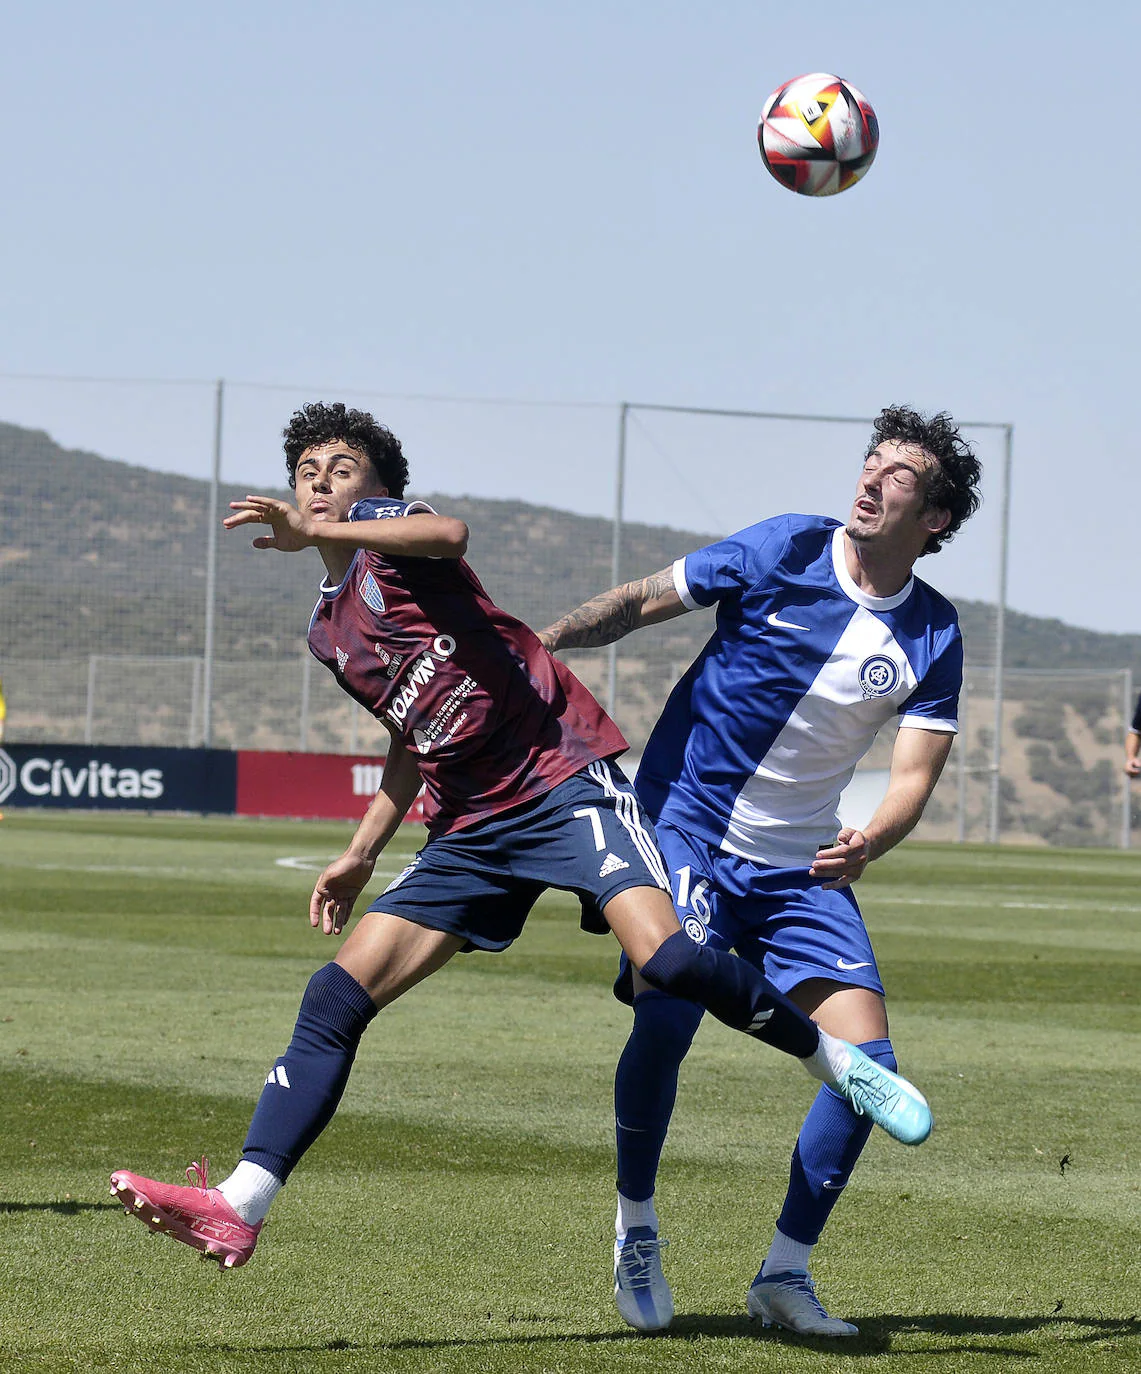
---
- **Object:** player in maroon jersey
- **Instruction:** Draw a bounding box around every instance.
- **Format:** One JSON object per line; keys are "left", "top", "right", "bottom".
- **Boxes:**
{"left": 110, "top": 403, "right": 932, "bottom": 1287}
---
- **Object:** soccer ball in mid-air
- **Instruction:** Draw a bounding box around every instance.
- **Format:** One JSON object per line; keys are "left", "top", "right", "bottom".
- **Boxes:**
{"left": 758, "top": 73, "right": 878, "bottom": 197}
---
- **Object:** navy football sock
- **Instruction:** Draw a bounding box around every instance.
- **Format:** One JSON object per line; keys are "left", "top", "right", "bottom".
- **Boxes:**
{"left": 776, "top": 1037, "right": 897, "bottom": 1244}
{"left": 241, "top": 962, "right": 378, "bottom": 1182}
{"left": 614, "top": 990, "right": 704, "bottom": 1202}
{"left": 639, "top": 930, "right": 818, "bottom": 1058}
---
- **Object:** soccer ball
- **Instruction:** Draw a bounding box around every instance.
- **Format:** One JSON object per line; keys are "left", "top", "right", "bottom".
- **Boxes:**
{"left": 758, "top": 73, "right": 879, "bottom": 197}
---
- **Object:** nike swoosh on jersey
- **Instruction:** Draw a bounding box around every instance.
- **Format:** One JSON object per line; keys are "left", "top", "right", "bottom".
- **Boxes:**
{"left": 836, "top": 958, "right": 873, "bottom": 971}
{"left": 766, "top": 610, "right": 810, "bottom": 631}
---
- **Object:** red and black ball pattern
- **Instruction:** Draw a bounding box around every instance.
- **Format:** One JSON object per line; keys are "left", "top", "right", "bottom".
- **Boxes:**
{"left": 758, "top": 73, "right": 879, "bottom": 197}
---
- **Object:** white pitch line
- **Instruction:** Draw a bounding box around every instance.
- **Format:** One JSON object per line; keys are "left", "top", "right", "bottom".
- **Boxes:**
{"left": 275, "top": 855, "right": 344, "bottom": 872}
{"left": 274, "top": 855, "right": 410, "bottom": 878}
{"left": 0, "top": 862, "right": 224, "bottom": 876}
{"left": 0, "top": 857, "right": 410, "bottom": 881}
{"left": 870, "top": 893, "right": 1141, "bottom": 915}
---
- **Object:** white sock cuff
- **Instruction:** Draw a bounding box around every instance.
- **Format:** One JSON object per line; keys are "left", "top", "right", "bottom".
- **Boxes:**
{"left": 762, "top": 1227, "right": 813, "bottom": 1277}
{"left": 216, "top": 1158, "right": 283, "bottom": 1225}
{"left": 615, "top": 1192, "right": 659, "bottom": 1238}
{"left": 802, "top": 1028, "right": 852, "bottom": 1085}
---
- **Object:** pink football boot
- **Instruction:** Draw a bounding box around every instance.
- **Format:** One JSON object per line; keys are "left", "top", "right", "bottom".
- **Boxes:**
{"left": 110, "top": 1157, "right": 261, "bottom": 1269}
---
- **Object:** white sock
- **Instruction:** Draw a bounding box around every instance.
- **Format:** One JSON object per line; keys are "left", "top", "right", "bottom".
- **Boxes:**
{"left": 800, "top": 1028, "right": 852, "bottom": 1085}
{"left": 615, "top": 1192, "right": 659, "bottom": 1239}
{"left": 761, "top": 1227, "right": 813, "bottom": 1278}
{"left": 215, "top": 1159, "right": 283, "bottom": 1225}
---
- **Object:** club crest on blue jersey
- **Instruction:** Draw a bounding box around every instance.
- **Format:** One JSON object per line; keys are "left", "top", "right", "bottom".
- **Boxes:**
{"left": 359, "top": 571, "right": 385, "bottom": 615}
{"left": 858, "top": 655, "right": 901, "bottom": 699}
{"left": 682, "top": 915, "right": 708, "bottom": 944}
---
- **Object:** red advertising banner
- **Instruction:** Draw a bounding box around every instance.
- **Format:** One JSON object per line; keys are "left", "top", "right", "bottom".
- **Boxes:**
{"left": 235, "top": 750, "right": 425, "bottom": 823}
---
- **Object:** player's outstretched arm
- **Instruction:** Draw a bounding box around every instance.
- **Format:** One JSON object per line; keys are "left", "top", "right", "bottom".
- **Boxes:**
{"left": 224, "top": 496, "right": 469, "bottom": 559}
{"left": 539, "top": 567, "right": 687, "bottom": 652}
{"left": 811, "top": 726, "right": 954, "bottom": 888}
{"left": 310, "top": 738, "right": 423, "bottom": 935}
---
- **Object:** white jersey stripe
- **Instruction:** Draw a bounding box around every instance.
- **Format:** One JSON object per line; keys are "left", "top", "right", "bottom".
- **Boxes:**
{"left": 590, "top": 760, "right": 668, "bottom": 888}
{"left": 723, "top": 605, "right": 919, "bottom": 864}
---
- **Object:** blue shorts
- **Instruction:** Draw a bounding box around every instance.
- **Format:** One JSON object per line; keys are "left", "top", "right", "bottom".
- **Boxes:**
{"left": 368, "top": 760, "right": 670, "bottom": 951}
{"left": 615, "top": 819, "right": 884, "bottom": 1002}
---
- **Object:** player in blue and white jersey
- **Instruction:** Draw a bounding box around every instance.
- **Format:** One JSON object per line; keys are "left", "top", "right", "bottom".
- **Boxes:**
{"left": 541, "top": 405, "right": 982, "bottom": 1337}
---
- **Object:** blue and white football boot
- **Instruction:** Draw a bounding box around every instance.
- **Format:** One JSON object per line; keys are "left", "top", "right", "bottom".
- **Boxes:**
{"left": 614, "top": 1226, "right": 673, "bottom": 1331}
{"left": 747, "top": 1270, "right": 858, "bottom": 1337}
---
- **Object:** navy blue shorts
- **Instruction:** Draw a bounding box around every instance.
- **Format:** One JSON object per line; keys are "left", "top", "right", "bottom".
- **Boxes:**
{"left": 615, "top": 818, "right": 884, "bottom": 1002}
{"left": 368, "top": 760, "right": 670, "bottom": 950}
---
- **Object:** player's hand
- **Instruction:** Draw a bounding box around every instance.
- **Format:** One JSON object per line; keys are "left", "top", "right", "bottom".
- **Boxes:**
{"left": 1126, "top": 758, "right": 1141, "bottom": 778}
{"left": 809, "top": 827, "right": 870, "bottom": 889}
{"left": 310, "top": 852, "right": 376, "bottom": 935}
{"left": 224, "top": 496, "right": 315, "bottom": 553}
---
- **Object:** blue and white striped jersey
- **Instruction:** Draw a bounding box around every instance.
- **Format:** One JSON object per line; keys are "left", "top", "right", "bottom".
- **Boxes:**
{"left": 635, "top": 515, "right": 962, "bottom": 868}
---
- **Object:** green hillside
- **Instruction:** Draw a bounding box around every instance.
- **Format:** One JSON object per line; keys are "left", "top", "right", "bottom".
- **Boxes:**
{"left": 1, "top": 421, "right": 1136, "bottom": 845}
{"left": 3, "top": 418, "right": 1141, "bottom": 674}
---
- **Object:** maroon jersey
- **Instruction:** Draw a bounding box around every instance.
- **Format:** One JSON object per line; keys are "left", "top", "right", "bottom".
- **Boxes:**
{"left": 306, "top": 497, "right": 627, "bottom": 836}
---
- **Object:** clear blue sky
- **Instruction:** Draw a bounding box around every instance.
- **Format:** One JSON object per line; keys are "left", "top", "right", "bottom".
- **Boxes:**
{"left": 1, "top": 2, "right": 1136, "bottom": 633}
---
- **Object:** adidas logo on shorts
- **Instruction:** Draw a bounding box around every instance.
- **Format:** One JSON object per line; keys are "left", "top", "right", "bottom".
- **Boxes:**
{"left": 599, "top": 852, "right": 630, "bottom": 878}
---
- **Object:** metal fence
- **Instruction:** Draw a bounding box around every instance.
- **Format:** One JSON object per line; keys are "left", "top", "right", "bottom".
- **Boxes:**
{"left": 2, "top": 651, "right": 1132, "bottom": 846}
{"left": 15, "top": 371, "right": 1127, "bottom": 846}
{"left": 914, "top": 667, "right": 1134, "bottom": 849}
{"left": 2, "top": 653, "right": 1132, "bottom": 848}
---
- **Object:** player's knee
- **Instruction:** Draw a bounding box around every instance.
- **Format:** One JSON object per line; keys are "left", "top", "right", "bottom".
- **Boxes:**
{"left": 298, "top": 962, "right": 379, "bottom": 1040}
{"left": 637, "top": 929, "right": 704, "bottom": 1001}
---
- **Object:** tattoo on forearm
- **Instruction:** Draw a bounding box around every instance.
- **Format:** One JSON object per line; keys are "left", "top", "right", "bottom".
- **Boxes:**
{"left": 542, "top": 568, "right": 674, "bottom": 651}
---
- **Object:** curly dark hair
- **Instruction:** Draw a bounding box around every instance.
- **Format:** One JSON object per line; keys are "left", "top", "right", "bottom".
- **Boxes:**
{"left": 867, "top": 405, "right": 982, "bottom": 555}
{"left": 283, "top": 402, "right": 409, "bottom": 498}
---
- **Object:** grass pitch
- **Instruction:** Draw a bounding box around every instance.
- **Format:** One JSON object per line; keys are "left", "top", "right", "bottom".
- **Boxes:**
{"left": 1, "top": 812, "right": 1139, "bottom": 1373}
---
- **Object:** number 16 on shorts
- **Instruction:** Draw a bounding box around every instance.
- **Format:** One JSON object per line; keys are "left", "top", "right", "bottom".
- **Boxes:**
{"left": 675, "top": 864, "right": 711, "bottom": 944}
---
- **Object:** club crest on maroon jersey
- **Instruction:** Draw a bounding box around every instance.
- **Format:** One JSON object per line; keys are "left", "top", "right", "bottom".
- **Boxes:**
{"left": 359, "top": 571, "right": 385, "bottom": 614}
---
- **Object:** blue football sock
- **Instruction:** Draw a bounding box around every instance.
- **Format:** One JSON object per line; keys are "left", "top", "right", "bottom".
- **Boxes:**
{"left": 614, "top": 990, "right": 704, "bottom": 1202}
{"left": 775, "top": 1037, "right": 897, "bottom": 1244}
{"left": 639, "top": 930, "right": 818, "bottom": 1058}
{"left": 242, "top": 962, "right": 378, "bottom": 1181}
